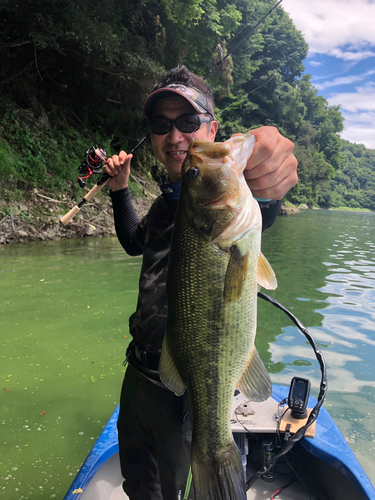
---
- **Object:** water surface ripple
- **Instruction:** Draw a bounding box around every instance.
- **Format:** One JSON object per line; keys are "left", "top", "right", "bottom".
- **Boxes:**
{"left": 1, "top": 210, "right": 375, "bottom": 498}
{"left": 260, "top": 210, "right": 375, "bottom": 482}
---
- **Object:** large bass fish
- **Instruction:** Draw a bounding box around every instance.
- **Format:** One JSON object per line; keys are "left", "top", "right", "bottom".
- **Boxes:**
{"left": 159, "top": 132, "right": 277, "bottom": 500}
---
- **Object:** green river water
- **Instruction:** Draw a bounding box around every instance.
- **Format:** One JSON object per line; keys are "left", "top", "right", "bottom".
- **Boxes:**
{"left": 1, "top": 209, "right": 375, "bottom": 498}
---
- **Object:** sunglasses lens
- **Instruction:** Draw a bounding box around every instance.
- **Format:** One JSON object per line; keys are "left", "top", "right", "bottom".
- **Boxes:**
{"left": 175, "top": 115, "right": 200, "bottom": 133}
{"left": 149, "top": 115, "right": 209, "bottom": 135}
{"left": 149, "top": 117, "right": 171, "bottom": 135}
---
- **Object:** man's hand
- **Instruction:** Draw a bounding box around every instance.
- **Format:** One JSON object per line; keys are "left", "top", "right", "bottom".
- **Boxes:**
{"left": 104, "top": 151, "right": 133, "bottom": 192}
{"left": 244, "top": 126, "right": 298, "bottom": 200}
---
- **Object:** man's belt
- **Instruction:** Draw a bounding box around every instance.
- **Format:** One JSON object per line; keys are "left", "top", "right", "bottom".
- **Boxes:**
{"left": 126, "top": 342, "right": 178, "bottom": 391}
{"left": 133, "top": 343, "right": 161, "bottom": 371}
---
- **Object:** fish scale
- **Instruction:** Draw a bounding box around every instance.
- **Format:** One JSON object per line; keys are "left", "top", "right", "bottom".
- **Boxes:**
{"left": 159, "top": 132, "right": 277, "bottom": 500}
{"left": 170, "top": 223, "right": 255, "bottom": 448}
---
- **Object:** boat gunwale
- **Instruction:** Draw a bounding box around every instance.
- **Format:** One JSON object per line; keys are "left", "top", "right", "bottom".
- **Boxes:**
{"left": 63, "top": 386, "right": 375, "bottom": 500}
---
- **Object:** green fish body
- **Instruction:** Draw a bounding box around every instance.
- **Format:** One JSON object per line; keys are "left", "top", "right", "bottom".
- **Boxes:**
{"left": 159, "top": 132, "right": 277, "bottom": 500}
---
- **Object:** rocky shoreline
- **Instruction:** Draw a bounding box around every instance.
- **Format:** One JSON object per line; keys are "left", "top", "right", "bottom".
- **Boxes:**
{"left": 0, "top": 187, "right": 297, "bottom": 245}
{"left": 0, "top": 188, "right": 152, "bottom": 245}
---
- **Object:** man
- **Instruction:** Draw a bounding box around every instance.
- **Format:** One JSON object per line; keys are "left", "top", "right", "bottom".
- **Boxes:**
{"left": 104, "top": 66, "right": 297, "bottom": 500}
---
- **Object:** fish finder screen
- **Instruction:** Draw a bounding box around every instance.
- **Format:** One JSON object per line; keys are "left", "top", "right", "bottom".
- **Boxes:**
{"left": 294, "top": 380, "right": 307, "bottom": 399}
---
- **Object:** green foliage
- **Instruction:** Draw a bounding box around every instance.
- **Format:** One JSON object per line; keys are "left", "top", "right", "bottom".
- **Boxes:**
{"left": 160, "top": 0, "right": 205, "bottom": 24}
{"left": 0, "top": 139, "right": 18, "bottom": 182}
{"left": 0, "top": 0, "right": 373, "bottom": 211}
{"left": 317, "top": 141, "right": 375, "bottom": 210}
{"left": 0, "top": 98, "right": 94, "bottom": 195}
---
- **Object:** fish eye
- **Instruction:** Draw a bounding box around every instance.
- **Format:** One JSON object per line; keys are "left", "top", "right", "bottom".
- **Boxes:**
{"left": 187, "top": 167, "right": 199, "bottom": 179}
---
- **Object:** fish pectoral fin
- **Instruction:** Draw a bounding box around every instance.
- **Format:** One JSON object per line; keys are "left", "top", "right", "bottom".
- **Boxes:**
{"left": 159, "top": 336, "right": 186, "bottom": 396}
{"left": 237, "top": 346, "right": 272, "bottom": 402}
{"left": 257, "top": 252, "right": 277, "bottom": 290}
{"left": 224, "top": 245, "right": 248, "bottom": 303}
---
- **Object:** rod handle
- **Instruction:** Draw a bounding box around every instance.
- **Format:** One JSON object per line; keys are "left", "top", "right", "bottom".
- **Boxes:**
{"left": 60, "top": 178, "right": 110, "bottom": 225}
{"left": 60, "top": 206, "right": 80, "bottom": 225}
{"left": 84, "top": 179, "right": 109, "bottom": 201}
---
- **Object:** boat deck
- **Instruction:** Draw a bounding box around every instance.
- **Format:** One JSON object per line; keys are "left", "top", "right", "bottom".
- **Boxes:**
{"left": 80, "top": 451, "right": 314, "bottom": 500}
{"left": 64, "top": 386, "right": 375, "bottom": 500}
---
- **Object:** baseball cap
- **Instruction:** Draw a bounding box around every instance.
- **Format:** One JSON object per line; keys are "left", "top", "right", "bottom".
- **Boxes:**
{"left": 142, "top": 84, "right": 214, "bottom": 118}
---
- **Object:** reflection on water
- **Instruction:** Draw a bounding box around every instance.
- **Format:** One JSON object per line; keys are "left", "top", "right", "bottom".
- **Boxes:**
{"left": 260, "top": 210, "right": 375, "bottom": 481}
{"left": 1, "top": 210, "right": 375, "bottom": 498}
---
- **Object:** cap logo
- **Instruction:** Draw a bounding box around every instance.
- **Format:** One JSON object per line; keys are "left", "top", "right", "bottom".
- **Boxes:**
{"left": 143, "top": 83, "right": 214, "bottom": 117}
{"left": 166, "top": 84, "right": 196, "bottom": 98}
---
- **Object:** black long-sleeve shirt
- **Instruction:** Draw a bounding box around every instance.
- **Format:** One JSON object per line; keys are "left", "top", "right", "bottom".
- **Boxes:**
{"left": 111, "top": 187, "right": 281, "bottom": 354}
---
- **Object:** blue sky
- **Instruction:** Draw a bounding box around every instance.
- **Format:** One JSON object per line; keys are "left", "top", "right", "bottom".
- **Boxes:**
{"left": 282, "top": 0, "right": 375, "bottom": 149}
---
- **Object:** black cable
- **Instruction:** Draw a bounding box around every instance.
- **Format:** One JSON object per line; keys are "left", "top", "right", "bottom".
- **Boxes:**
{"left": 234, "top": 403, "right": 261, "bottom": 444}
{"left": 246, "top": 292, "right": 328, "bottom": 490}
{"left": 271, "top": 474, "right": 296, "bottom": 499}
{"left": 284, "top": 454, "right": 311, "bottom": 500}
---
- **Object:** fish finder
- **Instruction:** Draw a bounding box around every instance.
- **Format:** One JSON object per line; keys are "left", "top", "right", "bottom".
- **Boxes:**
{"left": 288, "top": 377, "right": 311, "bottom": 419}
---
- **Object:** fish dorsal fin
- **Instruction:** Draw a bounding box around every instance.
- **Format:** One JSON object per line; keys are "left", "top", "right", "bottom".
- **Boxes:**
{"left": 257, "top": 252, "right": 277, "bottom": 290}
{"left": 159, "top": 336, "right": 186, "bottom": 396}
{"left": 237, "top": 346, "right": 272, "bottom": 402}
{"left": 224, "top": 245, "right": 249, "bottom": 303}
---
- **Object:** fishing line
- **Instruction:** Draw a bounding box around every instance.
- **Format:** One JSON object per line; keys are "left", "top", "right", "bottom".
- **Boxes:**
{"left": 123, "top": 1, "right": 284, "bottom": 153}
{"left": 203, "top": 0, "right": 283, "bottom": 80}
{"left": 218, "top": 51, "right": 301, "bottom": 117}
{"left": 125, "top": 0, "right": 284, "bottom": 151}
{"left": 219, "top": 0, "right": 351, "bottom": 118}
{"left": 60, "top": 0, "right": 284, "bottom": 225}
{"left": 310, "top": 0, "right": 350, "bottom": 40}
{"left": 210, "top": 1, "right": 278, "bottom": 60}
{"left": 199, "top": 2, "right": 275, "bottom": 77}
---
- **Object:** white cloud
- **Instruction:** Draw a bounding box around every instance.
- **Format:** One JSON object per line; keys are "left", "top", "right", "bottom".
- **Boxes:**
{"left": 315, "top": 75, "right": 365, "bottom": 91}
{"left": 282, "top": 0, "right": 375, "bottom": 148}
{"left": 328, "top": 48, "right": 375, "bottom": 61}
{"left": 328, "top": 83, "right": 375, "bottom": 112}
{"left": 327, "top": 86, "right": 375, "bottom": 147}
{"left": 282, "top": 0, "right": 375, "bottom": 57}
{"left": 315, "top": 70, "right": 375, "bottom": 90}
{"left": 340, "top": 122, "right": 375, "bottom": 149}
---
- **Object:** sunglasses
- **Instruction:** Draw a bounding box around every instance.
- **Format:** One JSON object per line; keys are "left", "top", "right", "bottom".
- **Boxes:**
{"left": 149, "top": 114, "right": 212, "bottom": 135}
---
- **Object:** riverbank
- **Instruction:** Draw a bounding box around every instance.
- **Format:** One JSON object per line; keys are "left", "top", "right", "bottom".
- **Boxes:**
{"left": 0, "top": 187, "right": 153, "bottom": 245}
{"left": 0, "top": 198, "right": 300, "bottom": 246}
{"left": 0, "top": 183, "right": 300, "bottom": 245}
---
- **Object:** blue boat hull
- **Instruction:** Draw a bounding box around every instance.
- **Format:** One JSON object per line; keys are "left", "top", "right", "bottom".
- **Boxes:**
{"left": 64, "top": 385, "right": 375, "bottom": 500}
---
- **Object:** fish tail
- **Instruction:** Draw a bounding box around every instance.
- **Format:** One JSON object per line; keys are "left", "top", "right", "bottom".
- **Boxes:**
{"left": 191, "top": 440, "right": 246, "bottom": 500}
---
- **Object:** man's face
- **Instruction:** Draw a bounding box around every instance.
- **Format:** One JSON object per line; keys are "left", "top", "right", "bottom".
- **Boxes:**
{"left": 150, "top": 96, "right": 218, "bottom": 183}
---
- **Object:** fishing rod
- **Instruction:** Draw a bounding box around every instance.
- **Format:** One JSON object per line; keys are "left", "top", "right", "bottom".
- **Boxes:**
{"left": 60, "top": 134, "right": 149, "bottom": 225}
{"left": 60, "top": 0, "right": 283, "bottom": 225}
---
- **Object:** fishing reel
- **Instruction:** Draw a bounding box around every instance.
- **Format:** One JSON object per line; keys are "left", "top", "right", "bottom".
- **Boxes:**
{"left": 77, "top": 146, "right": 108, "bottom": 187}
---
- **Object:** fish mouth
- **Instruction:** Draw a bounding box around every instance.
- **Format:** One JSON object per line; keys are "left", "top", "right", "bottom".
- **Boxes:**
{"left": 185, "top": 133, "right": 257, "bottom": 240}
{"left": 206, "top": 188, "right": 243, "bottom": 210}
{"left": 190, "top": 141, "right": 232, "bottom": 159}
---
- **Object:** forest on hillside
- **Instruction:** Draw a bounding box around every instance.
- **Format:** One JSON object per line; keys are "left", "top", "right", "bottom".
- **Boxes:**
{"left": 0, "top": 0, "right": 374, "bottom": 210}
